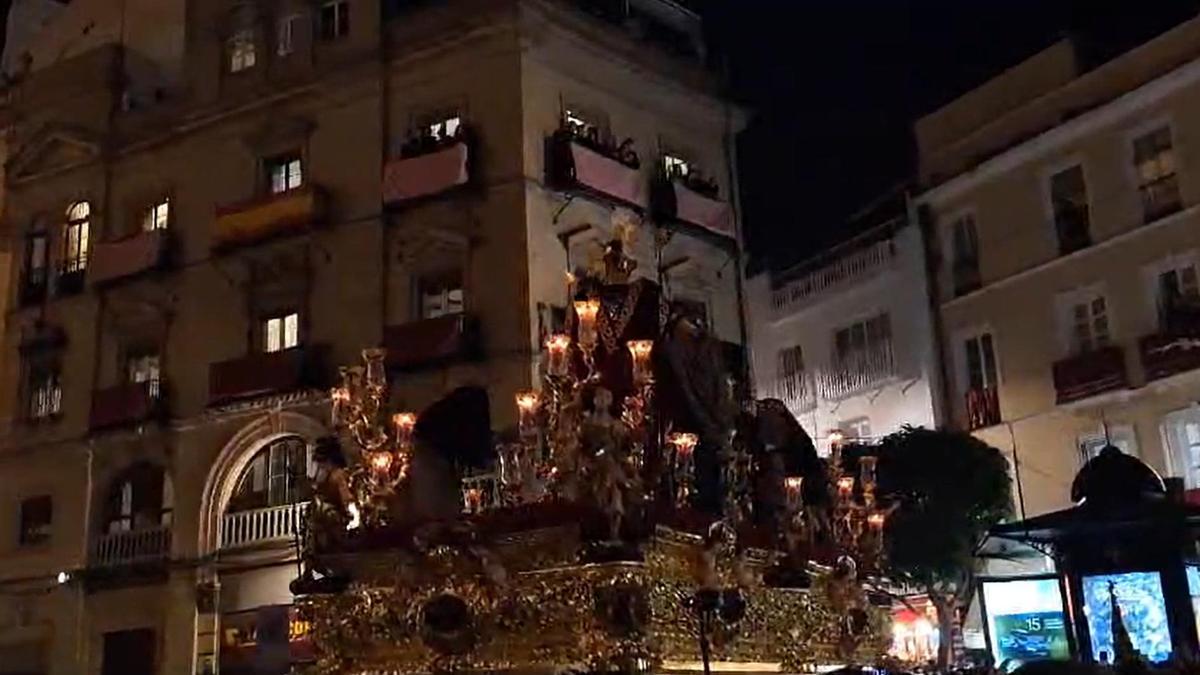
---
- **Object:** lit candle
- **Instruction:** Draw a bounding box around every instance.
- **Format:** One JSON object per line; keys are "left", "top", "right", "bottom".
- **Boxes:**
{"left": 626, "top": 339, "right": 654, "bottom": 385}
{"left": 369, "top": 450, "right": 393, "bottom": 474}
{"left": 837, "top": 475, "right": 855, "bottom": 501}
{"left": 827, "top": 429, "right": 844, "bottom": 450}
{"left": 330, "top": 387, "right": 350, "bottom": 424}
{"left": 867, "top": 509, "right": 886, "bottom": 533}
{"left": 574, "top": 299, "right": 600, "bottom": 349}
{"left": 546, "top": 333, "right": 572, "bottom": 377}
{"left": 392, "top": 412, "right": 416, "bottom": 449}
{"left": 784, "top": 475, "right": 804, "bottom": 512}
{"left": 859, "top": 455, "right": 878, "bottom": 493}
{"left": 516, "top": 391, "right": 540, "bottom": 439}
{"left": 668, "top": 432, "right": 698, "bottom": 480}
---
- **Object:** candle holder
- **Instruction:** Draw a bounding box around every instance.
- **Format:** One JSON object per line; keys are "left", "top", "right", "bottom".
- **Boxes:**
{"left": 545, "top": 333, "right": 572, "bottom": 378}
{"left": 498, "top": 442, "right": 527, "bottom": 506}
{"left": 516, "top": 391, "right": 541, "bottom": 439}
{"left": 626, "top": 339, "right": 654, "bottom": 386}
{"left": 574, "top": 299, "right": 600, "bottom": 379}
{"left": 784, "top": 475, "right": 804, "bottom": 514}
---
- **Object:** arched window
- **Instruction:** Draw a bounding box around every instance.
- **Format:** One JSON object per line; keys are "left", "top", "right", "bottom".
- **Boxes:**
{"left": 63, "top": 201, "right": 90, "bottom": 274}
{"left": 104, "top": 463, "right": 173, "bottom": 535}
{"left": 227, "top": 436, "right": 310, "bottom": 513}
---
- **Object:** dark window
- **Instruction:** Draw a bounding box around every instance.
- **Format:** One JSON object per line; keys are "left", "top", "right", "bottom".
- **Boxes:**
{"left": 228, "top": 437, "right": 310, "bottom": 512}
{"left": 776, "top": 344, "right": 810, "bottom": 409}
{"left": 18, "top": 495, "right": 52, "bottom": 546}
{"left": 102, "top": 628, "right": 156, "bottom": 675}
{"left": 1049, "top": 165, "right": 1091, "bottom": 254}
{"left": 1157, "top": 266, "right": 1200, "bottom": 329}
{"left": 319, "top": 0, "right": 350, "bottom": 41}
{"left": 964, "top": 333, "right": 998, "bottom": 391}
{"left": 950, "top": 213, "right": 980, "bottom": 296}
{"left": 833, "top": 314, "right": 892, "bottom": 365}
{"left": 105, "top": 464, "right": 171, "bottom": 535}
{"left": 1134, "top": 127, "right": 1181, "bottom": 223}
{"left": 21, "top": 229, "right": 48, "bottom": 305}
{"left": 417, "top": 269, "right": 464, "bottom": 319}
{"left": 265, "top": 153, "right": 303, "bottom": 194}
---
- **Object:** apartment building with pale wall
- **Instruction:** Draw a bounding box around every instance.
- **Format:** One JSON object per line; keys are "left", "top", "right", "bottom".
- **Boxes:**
{"left": 744, "top": 199, "right": 942, "bottom": 451}
{"left": 915, "top": 15, "right": 1200, "bottom": 520}
{"left": 0, "top": 1, "right": 744, "bottom": 673}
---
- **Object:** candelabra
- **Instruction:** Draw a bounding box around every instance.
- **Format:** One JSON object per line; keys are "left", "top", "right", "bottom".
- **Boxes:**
{"left": 329, "top": 349, "right": 416, "bottom": 527}
{"left": 826, "top": 440, "right": 888, "bottom": 574}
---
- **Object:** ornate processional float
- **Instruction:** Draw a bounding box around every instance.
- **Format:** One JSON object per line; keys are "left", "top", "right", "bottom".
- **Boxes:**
{"left": 292, "top": 227, "right": 895, "bottom": 674}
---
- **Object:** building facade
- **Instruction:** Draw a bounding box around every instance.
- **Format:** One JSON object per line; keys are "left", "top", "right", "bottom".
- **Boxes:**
{"left": 744, "top": 201, "right": 942, "bottom": 451}
{"left": 915, "top": 16, "right": 1200, "bottom": 520}
{"left": 0, "top": 1, "right": 744, "bottom": 673}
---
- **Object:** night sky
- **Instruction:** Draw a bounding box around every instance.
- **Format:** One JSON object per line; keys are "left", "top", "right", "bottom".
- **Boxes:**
{"left": 709, "top": 0, "right": 1200, "bottom": 272}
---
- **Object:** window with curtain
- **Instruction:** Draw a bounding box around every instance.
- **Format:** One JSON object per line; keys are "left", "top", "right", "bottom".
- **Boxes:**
{"left": 105, "top": 463, "right": 172, "bottom": 534}
{"left": 227, "top": 436, "right": 311, "bottom": 513}
{"left": 1133, "top": 126, "right": 1181, "bottom": 222}
{"left": 63, "top": 201, "right": 90, "bottom": 273}
{"left": 263, "top": 312, "right": 300, "bottom": 352}
{"left": 266, "top": 153, "right": 303, "bottom": 194}
{"left": 1049, "top": 165, "right": 1091, "bottom": 254}
{"left": 228, "top": 29, "right": 257, "bottom": 72}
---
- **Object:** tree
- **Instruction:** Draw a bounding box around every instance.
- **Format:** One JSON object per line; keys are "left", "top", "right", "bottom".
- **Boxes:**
{"left": 870, "top": 426, "right": 1013, "bottom": 668}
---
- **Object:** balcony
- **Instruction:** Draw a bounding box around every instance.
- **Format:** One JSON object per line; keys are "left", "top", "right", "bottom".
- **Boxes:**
{"left": 55, "top": 264, "right": 86, "bottom": 296}
{"left": 220, "top": 502, "right": 309, "bottom": 550}
{"left": 384, "top": 314, "right": 479, "bottom": 370}
{"left": 213, "top": 185, "right": 327, "bottom": 250}
{"left": 89, "top": 380, "right": 165, "bottom": 431}
{"left": 91, "top": 526, "right": 171, "bottom": 568}
{"left": 771, "top": 239, "right": 894, "bottom": 315}
{"left": 766, "top": 375, "right": 816, "bottom": 414}
{"left": 209, "top": 345, "right": 329, "bottom": 405}
{"left": 546, "top": 130, "right": 647, "bottom": 209}
{"left": 817, "top": 345, "right": 895, "bottom": 401}
{"left": 382, "top": 141, "right": 470, "bottom": 204}
{"left": 90, "top": 230, "right": 171, "bottom": 285}
{"left": 1139, "top": 308, "right": 1200, "bottom": 382}
{"left": 965, "top": 386, "right": 1001, "bottom": 431}
{"left": 1052, "top": 345, "right": 1128, "bottom": 404}
{"left": 651, "top": 177, "right": 733, "bottom": 238}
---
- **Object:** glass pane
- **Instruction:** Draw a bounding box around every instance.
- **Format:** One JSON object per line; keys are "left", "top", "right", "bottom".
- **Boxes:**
{"left": 965, "top": 338, "right": 983, "bottom": 389}
{"left": 284, "top": 313, "right": 299, "bottom": 349}
{"left": 981, "top": 333, "right": 998, "bottom": 386}
{"left": 265, "top": 318, "right": 281, "bottom": 352}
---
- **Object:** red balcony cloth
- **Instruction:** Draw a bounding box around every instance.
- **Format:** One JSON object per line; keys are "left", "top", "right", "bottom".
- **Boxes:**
{"left": 382, "top": 143, "right": 469, "bottom": 203}
{"left": 89, "top": 381, "right": 156, "bottom": 430}
{"left": 673, "top": 181, "right": 733, "bottom": 237}
{"left": 209, "top": 349, "right": 310, "bottom": 404}
{"left": 90, "top": 231, "right": 164, "bottom": 284}
{"left": 570, "top": 142, "right": 647, "bottom": 208}
{"left": 384, "top": 315, "right": 467, "bottom": 369}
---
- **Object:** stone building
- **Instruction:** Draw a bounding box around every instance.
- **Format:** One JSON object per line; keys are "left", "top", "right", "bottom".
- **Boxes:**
{"left": 915, "top": 15, "right": 1200, "bottom": 520}
{"left": 0, "top": 1, "right": 745, "bottom": 673}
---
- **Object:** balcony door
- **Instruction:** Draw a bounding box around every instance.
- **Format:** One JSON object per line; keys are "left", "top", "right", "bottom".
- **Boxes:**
{"left": 1163, "top": 408, "right": 1200, "bottom": 489}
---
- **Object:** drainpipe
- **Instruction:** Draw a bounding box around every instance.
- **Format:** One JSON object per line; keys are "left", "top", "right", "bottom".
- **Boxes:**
{"left": 912, "top": 197, "right": 954, "bottom": 429}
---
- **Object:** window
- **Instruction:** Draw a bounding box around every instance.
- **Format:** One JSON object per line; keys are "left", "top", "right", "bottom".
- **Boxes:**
{"left": 1068, "top": 294, "right": 1111, "bottom": 354}
{"left": 1133, "top": 127, "right": 1181, "bottom": 222}
{"left": 1164, "top": 409, "right": 1200, "bottom": 488}
{"left": 228, "top": 436, "right": 311, "bottom": 512}
{"left": 141, "top": 198, "right": 169, "bottom": 232}
{"left": 101, "top": 628, "right": 156, "bottom": 675}
{"left": 18, "top": 495, "right": 52, "bottom": 546}
{"left": 839, "top": 417, "right": 872, "bottom": 441}
{"left": 1077, "top": 425, "right": 1138, "bottom": 463}
{"left": 950, "top": 213, "right": 980, "bottom": 295}
{"left": 24, "top": 230, "right": 47, "bottom": 291}
{"left": 833, "top": 314, "right": 893, "bottom": 367}
{"left": 776, "top": 344, "right": 810, "bottom": 409}
{"left": 127, "top": 353, "right": 162, "bottom": 398}
{"left": 263, "top": 312, "right": 299, "bottom": 353}
{"left": 228, "top": 29, "right": 257, "bottom": 72}
{"left": 266, "top": 153, "right": 303, "bottom": 194}
{"left": 105, "top": 464, "right": 172, "bottom": 534}
{"left": 26, "top": 364, "right": 61, "bottom": 421}
{"left": 1156, "top": 264, "right": 1200, "bottom": 328}
{"left": 663, "top": 153, "right": 690, "bottom": 179}
{"left": 319, "top": 0, "right": 350, "bottom": 41}
{"left": 964, "top": 333, "right": 999, "bottom": 391}
{"left": 63, "top": 201, "right": 90, "bottom": 273}
{"left": 418, "top": 270, "right": 464, "bottom": 319}
{"left": 1049, "top": 165, "right": 1091, "bottom": 254}
{"left": 428, "top": 114, "right": 461, "bottom": 141}
{"left": 276, "top": 14, "right": 301, "bottom": 56}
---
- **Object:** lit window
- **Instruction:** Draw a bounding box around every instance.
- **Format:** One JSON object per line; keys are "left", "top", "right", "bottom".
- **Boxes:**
{"left": 127, "top": 353, "right": 162, "bottom": 398}
{"left": 418, "top": 270, "right": 464, "bottom": 319}
{"left": 27, "top": 364, "right": 61, "bottom": 420}
{"left": 429, "top": 115, "right": 461, "bottom": 141}
{"left": 266, "top": 154, "right": 303, "bottom": 194}
{"left": 228, "top": 436, "right": 311, "bottom": 512}
{"left": 142, "top": 198, "right": 169, "bottom": 232}
{"left": 838, "top": 417, "right": 872, "bottom": 441}
{"left": 277, "top": 14, "right": 301, "bottom": 56}
{"left": 663, "top": 154, "right": 690, "bottom": 179}
{"left": 1133, "top": 127, "right": 1181, "bottom": 222}
{"left": 63, "top": 201, "right": 90, "bottom": 273}
{"left": 319, "top": 0, "right": 350, "bottom": 41}
{"left": 264, "top": 312, "right": 300, "bottom": 353}
{"left": 1069, "top": 295, "right": 1110, "bottom": 354}
{"left": 228, "top": 29, "right": 257, "bottom": 73}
